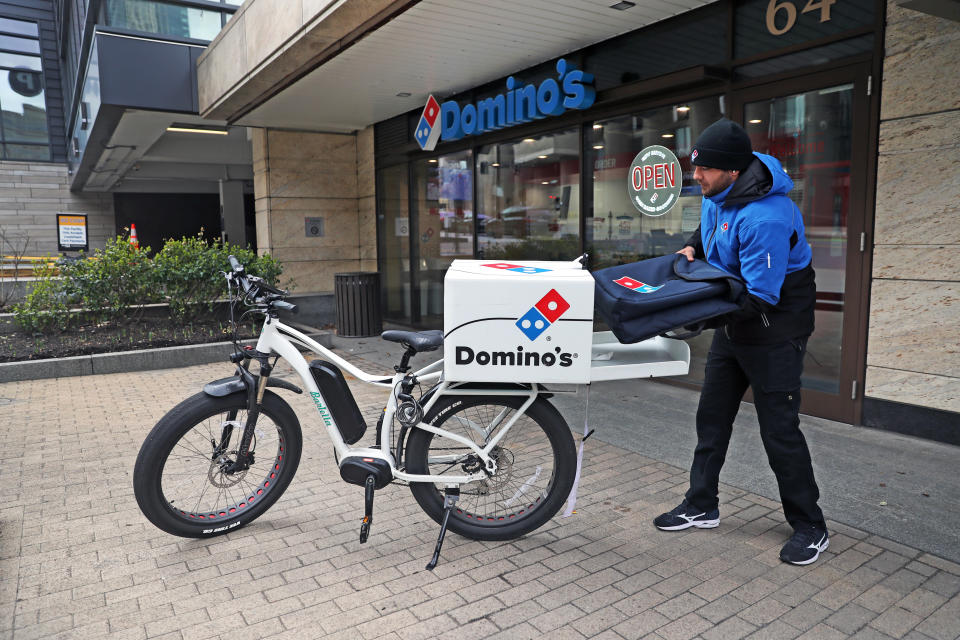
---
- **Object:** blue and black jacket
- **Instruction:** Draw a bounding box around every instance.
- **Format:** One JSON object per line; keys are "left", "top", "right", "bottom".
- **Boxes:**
{"left": 685, "top": 152, "right": 816, "bottom": 344}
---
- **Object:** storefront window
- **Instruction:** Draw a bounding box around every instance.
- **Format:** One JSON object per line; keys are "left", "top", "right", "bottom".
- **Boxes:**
{"left": 412, "top": 151, "right": 473, "bottom": 326}
{"left": 476, "top": 129, "right": 581, "bottom": 262}
{"left": 587, "top": 97, "right": 725, "bottom": 270}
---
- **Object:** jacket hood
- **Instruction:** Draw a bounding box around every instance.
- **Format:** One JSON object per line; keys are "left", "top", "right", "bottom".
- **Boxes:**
{"left": 724, "top": 152, "right": 794, "bottom": 206}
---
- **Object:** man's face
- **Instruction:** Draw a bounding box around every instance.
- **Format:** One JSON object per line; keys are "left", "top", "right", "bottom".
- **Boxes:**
{"left": 693, "top": 165, "right": 738, "bottom": 197}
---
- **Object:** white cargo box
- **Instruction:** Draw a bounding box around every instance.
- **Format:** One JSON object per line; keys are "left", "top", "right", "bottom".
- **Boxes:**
{"left": 444, "top": 259, "right": 595, "bottom": 383}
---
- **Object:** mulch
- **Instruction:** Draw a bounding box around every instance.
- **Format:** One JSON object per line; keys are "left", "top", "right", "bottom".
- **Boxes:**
{"left": 0, "top": 315, "right": 259, "bottom": 363}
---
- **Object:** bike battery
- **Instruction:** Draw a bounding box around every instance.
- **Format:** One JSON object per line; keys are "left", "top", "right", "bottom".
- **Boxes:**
{"left": 308, "top": 359, "right": 367, "bottom": 444}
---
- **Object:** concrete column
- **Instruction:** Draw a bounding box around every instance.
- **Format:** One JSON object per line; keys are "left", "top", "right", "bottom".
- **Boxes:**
{"left": 219, "top": 179, "right": 247, "bottom": 247}
{"left": 864, "top": 1, "right": 960, "bottom": 415}
{"left": 251, "top": 127, "right": 363, "bottom": 292}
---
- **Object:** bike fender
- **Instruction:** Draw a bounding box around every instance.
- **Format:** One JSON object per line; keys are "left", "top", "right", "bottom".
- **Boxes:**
{"left": 203, "top": 375, "right": 302, "bottom": 397}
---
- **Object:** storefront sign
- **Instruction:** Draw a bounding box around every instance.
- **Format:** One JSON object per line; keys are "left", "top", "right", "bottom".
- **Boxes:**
{"left": 415, "top": 59, "right": 595, "bottom": 151}
{"left": 57, "top": 214, "right": 88, "bottom": 251}
{"left": 627, "top": 146, "right": 682, "bottom": 217}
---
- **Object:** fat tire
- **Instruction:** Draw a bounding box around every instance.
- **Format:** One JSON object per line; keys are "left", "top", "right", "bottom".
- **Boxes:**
{"left": 133, "top": 390, "right": 302, "bottom": 538}
{"left": 406, "top": 395, "right": 576, "bottom": 541}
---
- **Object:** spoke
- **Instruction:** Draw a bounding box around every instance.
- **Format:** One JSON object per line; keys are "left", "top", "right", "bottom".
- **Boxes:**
{"left": 192, "top": 477, "right": 212, "bottom": 514}
{"left": 173, "top": 435, "right": 212, "bottom": 460}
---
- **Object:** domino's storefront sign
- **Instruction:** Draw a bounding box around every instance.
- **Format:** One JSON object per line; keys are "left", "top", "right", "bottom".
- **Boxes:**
{"left": 415, "top": 59, "right": 596, "bottom": 151}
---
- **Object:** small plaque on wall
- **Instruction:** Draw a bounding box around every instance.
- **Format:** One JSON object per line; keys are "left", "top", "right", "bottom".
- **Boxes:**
{"left": 305, "top": 217, "right": 324, "bottom": 237}
{"left": 57, "top": 213, "right": 88, "bottom": 251}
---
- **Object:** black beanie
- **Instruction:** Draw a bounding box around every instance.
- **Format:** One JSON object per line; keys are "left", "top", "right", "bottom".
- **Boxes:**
{"left": 691, "top": 119, "right": 753, "bottom": 171}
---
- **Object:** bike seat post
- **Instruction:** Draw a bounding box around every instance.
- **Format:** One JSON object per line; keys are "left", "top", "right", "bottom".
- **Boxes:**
{"left": 395, "top": 346, "right": 416, "bottom": 373}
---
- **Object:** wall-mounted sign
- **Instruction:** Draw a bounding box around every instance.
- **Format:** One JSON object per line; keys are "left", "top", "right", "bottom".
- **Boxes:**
{"left": 305, "top": 217, "right": 324, "bottom": 237}
{"left": 395, "top": 217, "right": 409, "bottom": 237}
{"left": 415, "top": 59, "right": 596, "bottom": 151}
{"left": 57, "top": 214, "right": 88, "bottom": 251}
{"left": 627, "top": 145, "right": 682, "bottom": 217}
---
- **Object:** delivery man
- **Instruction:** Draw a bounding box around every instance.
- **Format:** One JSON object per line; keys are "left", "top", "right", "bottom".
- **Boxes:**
{"left": 653, "top": 118, "right": 828, "bottom": 566}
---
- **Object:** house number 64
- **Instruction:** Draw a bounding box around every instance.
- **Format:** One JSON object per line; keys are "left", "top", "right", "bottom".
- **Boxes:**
{"left": 765, "top": 0, "right": 836, "bottom": 35}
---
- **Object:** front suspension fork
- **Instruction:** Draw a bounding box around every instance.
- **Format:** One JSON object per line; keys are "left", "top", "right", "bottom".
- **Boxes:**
{"left": 224, "top": 358, "right": 272, "bottom": 473}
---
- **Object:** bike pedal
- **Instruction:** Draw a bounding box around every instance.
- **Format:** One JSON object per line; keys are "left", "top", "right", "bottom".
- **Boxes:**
{"left": 359, "top": 516, "right": 371, "bottom": 543}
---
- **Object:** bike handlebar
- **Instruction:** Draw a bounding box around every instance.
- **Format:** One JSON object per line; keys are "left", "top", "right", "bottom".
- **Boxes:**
{"left": 226, "top": 254, "right": 295, "bottom": 313}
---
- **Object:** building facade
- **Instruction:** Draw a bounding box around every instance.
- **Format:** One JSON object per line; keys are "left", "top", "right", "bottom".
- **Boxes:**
{"left": 196, "top": 0, "right": 959, "bottom": 443}
{"left": 2, "top": 0, "right": 956, "bottom": 443}
{"left": 0, "top": 0, "right": 250, "bottom": 259}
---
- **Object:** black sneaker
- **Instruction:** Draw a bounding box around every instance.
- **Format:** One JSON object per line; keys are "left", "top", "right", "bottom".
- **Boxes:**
{"left": 780, "top": 526, "right": 829, "bottom": 565}
{"left": 654, "top": 501, "right": 720, "bottom": 531}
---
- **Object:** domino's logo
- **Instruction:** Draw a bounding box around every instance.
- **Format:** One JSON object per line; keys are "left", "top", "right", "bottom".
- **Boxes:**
{"left": 515, "top": 289, "right": 570, "bottom": 340}
{"left": 483, "top": 263, "right": 552, "bottom": 275}
{"left": 415, "top": 95, "right": 442, "bottom": 151}
{"left": 614, "top": 276, "right": 664, "bottom": 294}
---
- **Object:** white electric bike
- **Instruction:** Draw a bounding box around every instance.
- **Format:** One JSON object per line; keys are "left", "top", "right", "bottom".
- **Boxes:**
{"left": 133, "top": 257, "right": 577, "bottom": 569}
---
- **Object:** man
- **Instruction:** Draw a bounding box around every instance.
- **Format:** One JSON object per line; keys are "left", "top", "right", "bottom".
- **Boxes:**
{"left": 653, "top": 118, "right": 828, "bottom": 566}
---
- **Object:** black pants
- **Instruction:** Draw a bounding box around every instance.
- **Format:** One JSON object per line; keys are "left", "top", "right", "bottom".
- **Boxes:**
{"left": 685, "top": 329, "right": 826, "bottom": 531}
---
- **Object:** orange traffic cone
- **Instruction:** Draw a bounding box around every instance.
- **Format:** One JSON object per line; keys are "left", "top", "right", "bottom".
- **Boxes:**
{"left": 129, "top": 224, "right": 140, "bottom": 249}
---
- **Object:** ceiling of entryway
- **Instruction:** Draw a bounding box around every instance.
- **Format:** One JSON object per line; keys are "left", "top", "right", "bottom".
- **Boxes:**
{"left": 234, "top": 0, "right": 718, "bottom": 132}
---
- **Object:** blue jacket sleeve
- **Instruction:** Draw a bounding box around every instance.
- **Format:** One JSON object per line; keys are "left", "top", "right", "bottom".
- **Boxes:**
{"left": 737, "top": 217, "right": 792, "bottom": 306}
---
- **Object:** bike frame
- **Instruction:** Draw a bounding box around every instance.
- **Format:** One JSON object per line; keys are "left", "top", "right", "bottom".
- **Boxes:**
{"left": 254, "top": 316, "right": 547, "bottom": 485}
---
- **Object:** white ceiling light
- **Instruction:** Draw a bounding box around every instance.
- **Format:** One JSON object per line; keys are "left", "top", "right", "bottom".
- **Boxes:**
{"left": 166, "top": 125, "right": 229, "bottom": 135}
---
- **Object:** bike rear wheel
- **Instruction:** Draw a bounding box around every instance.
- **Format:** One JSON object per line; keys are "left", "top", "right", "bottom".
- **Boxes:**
{"left": 405, "top": 394, "right": 576, "bottom": 541}
{"left": 133, "top": 390, "right": 302, "bottom": 538}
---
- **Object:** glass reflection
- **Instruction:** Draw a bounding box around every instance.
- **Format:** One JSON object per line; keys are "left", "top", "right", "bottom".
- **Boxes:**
{"left": 412, "top": 151, "right": 474, "bottom": 326}
{"left": 745, "top": 84, "right": 854, "bottom": 394}
{"left": 103, "top": 0, "right": 225, "bottom": 40}
{"left": 476, "top": 129, "right": 581, "bottom": 262}
{"left": 587, "top": 97, "right": 725, "bottom": 270}
{"left": 378, "top": 164, "right": 410, "bottom": 322}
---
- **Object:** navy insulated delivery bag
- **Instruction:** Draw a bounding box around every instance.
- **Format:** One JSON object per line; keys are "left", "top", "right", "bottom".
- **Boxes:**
{"left": 593, "top": 255, "right": 746, "bottom": 344}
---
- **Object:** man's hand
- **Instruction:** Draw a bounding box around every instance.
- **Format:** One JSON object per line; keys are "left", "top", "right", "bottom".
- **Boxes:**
{"left": 676, "top": 246, "right": 696, "bottom": 262}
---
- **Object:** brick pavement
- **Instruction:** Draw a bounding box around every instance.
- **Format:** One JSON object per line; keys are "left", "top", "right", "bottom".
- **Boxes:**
{"left": 1, "top": 356, "right": 959, "bottom": 640}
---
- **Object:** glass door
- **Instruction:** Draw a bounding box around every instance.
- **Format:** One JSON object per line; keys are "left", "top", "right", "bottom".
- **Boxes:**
{"left": 732, "top": 64, "right": 873, "bottom": 423}
{"left": 411, "top": 151, "right": 474, "bottom": 328}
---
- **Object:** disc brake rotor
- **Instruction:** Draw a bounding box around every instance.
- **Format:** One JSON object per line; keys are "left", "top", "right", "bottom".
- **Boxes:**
{"left": 209, "top": 453, "right": 247, "bottom": 488}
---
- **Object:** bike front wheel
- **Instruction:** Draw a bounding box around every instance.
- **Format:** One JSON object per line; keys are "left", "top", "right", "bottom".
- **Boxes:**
{"left": 405, "top": 394, "right": 576, "bottom": 541}
{"left": 133, "top": 390, "right": 302, "bottom": 538}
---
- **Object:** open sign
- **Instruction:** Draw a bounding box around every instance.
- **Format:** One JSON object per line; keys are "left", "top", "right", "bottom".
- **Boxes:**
{"left": 627, "top": 145, "right": 682, "bottom": 217}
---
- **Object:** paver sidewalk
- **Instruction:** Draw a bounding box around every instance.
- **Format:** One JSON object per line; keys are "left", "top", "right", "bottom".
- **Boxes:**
{"left": 1, "top": 357, "right": 959, "bottom": 640}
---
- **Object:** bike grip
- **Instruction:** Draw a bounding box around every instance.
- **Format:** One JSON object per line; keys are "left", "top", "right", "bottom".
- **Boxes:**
{"left": 228, "top": 255, "right": 243, "bottom": 272}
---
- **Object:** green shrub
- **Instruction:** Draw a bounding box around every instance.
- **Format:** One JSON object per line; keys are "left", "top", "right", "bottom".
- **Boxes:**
{"left": 13, "top": 232, "right": 285, "bottom": 331}
{"left": 12, "top": 261, "right": 71, "bottom": 333}
{"left": 154, "top": 234, "right": 285, "bottom": 322}
{"left": 59, "top": 235, "right": 157, "bottom": 323}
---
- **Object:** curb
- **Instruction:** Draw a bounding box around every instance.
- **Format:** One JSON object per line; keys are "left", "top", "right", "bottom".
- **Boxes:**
{"left": 0, "top": 330, "right": 333, "bottom": 383}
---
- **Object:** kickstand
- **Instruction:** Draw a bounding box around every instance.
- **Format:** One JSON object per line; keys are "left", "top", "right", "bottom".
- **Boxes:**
{"left": 426, "top": 488, "right": 459, "bottom": 571}
{"left": 359, "top": 475, "right": 375, "bottom": 543}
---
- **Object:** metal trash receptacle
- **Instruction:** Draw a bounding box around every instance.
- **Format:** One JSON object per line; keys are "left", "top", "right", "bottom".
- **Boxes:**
{"left": 334, "top": 272, "right": 382, "bottom": 337}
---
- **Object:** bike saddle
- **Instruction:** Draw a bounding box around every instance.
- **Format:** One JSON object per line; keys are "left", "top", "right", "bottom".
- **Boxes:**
{"left": 380, "top": 330, "right": 444, "bottom": 353}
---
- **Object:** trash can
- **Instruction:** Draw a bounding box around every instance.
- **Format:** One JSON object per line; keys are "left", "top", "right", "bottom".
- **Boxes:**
{"left": 334, "top": 272, "right": 382, "bottom": 337}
